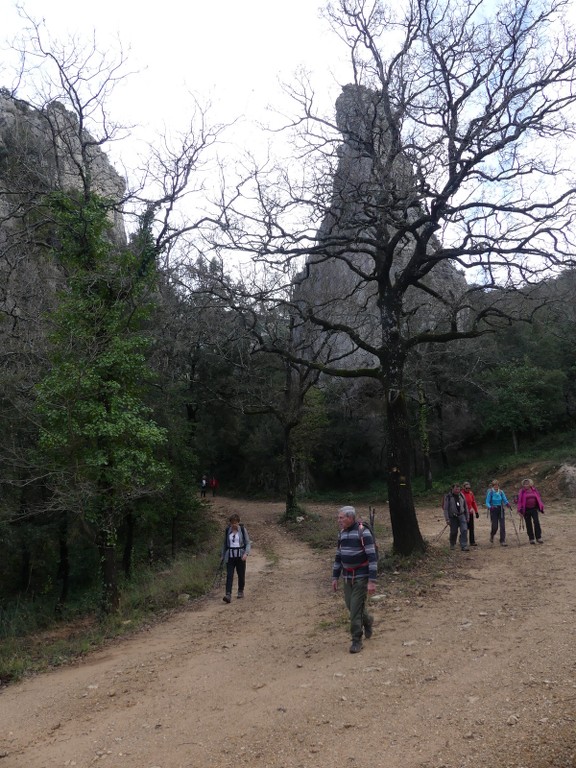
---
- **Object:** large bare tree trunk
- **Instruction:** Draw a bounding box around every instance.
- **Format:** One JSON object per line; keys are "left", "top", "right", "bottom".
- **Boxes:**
{"left": 386, "top": 389, "right": 426, "bottom": 555}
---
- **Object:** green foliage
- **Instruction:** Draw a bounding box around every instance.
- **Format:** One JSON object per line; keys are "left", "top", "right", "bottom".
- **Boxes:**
{"left": 477, "top": 362, "right": 567, "bottom": 437}
{"left": 36, "top": 192, "right": 169, "bottom": 503}
{"left": 32, "top": 191, "right": 171, "bottom": 610}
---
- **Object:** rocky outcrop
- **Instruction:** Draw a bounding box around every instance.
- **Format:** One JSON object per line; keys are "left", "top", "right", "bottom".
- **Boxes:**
{"left": 0, "top": 90, "right": 127, "bottom": 328}
{"left": 294, "top": 84, "right": 468, "bottom": 369}
{"left": 0, "top": 89, "right": 126, "bottom": 239}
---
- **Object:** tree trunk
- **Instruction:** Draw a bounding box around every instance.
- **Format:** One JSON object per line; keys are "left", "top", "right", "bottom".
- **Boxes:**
{"left": 386, "top": 388, "right": 426, "bottom": 555}
{"left": 99, "top": 532, "right": 120, "bottom": 613}
{"left": 417, "top": 381, "right": 433, "bottom": 491}
{"left": 122, "top": 510, "right": 134, "bottom": 579}
{"left": 512, "top": 430, "right": 519, "bottom": 455}
{"left": 56, "top": 513, "right": 70, "bottom": 610}
{"left": 436, "top": 402, "right": 450, "bottom": 470}
{"left": 284, "top": 425, "right": 298, "bottom": 519}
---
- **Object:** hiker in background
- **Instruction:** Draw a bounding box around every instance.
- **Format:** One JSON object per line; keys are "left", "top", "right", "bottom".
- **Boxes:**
{"left": 461, "top": 482, "right": 480, "bottom": 547}
{"left": 200, "top": 474, "right": 208, "bottom": 498}
{"left": 332, "top": 505, "right": 378, "bottom": 654}
{"left": 221, "top": 513, "right": 251, "bottom": 603}
{"left": 517, "top": 478, "right": 545, "bottom": 545}
{"left": 443, "top": 484, "right": 470, "bottom": 552}
{"left": 209, "top": 476, "right": 218, "bottom": 497}
{"left": 486, "top": 479, "right": 512, "bottom": 547}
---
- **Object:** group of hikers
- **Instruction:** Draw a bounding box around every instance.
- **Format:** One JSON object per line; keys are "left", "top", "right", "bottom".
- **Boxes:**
{"left": 218, "top": 478, "right": 545, "bottom": 655}
{"left": 200, "top": 474, "right": 218, "bottom": 498}
{"left": 443, "top": 478, "right": 545, "bottom": 551}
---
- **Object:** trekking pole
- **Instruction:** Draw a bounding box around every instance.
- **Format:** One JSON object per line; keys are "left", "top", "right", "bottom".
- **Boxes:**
{"left": 212, "top": 558, "right": 224, "bottom": 590}
{"left": 507, "top": 507, "right": 522, "bottom": 546}
{"left": 432, "top": 522, "right": 448, "bottom": 543}
{"left": 369, "top": 505, "right": 376, "bottom": 530}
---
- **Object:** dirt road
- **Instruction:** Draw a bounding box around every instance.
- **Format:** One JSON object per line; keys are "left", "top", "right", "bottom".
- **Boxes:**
{"left": 2, "top": 496, "right": 575, "bottom": 768}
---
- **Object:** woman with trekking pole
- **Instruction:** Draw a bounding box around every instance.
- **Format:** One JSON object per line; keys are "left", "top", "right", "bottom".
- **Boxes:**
{"left": 517, "top": 478, "right": 545, "bottom": 545}
{"left": 486, "top": 479, "right": 512, "bottom": 547}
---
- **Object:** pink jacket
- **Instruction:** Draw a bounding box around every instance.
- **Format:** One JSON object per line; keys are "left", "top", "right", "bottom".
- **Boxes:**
{"left": 517, "top": 486, "right": 544, "bottom": 515}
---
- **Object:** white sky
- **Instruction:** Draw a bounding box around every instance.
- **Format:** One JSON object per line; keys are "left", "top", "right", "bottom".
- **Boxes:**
{"left": 2, "top": 0, "right": 351, "bottom": 170}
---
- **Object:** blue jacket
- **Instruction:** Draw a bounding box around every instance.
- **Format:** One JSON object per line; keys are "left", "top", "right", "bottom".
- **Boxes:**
{"left": 486, "top": 488, "right": 510, "bottom": 509}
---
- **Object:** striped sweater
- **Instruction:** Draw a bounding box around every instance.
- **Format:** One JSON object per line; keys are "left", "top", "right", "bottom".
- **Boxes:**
{"left": 332, "top": 522, "right": 378, "bottom": 582}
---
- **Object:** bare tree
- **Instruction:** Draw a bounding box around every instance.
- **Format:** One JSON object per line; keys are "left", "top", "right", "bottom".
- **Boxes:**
{"left": 214, "top": 0, "right": 576, "bottom": 554}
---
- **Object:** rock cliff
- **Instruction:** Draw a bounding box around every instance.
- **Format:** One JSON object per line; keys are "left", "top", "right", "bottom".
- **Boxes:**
{"left": 295, "top": 84, "right": 468, "bottom": 369}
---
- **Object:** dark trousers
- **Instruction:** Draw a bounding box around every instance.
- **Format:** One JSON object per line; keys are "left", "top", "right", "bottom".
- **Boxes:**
{"left": 490, "top": 506, "right": 506, "bottom": 542}
{"left": 449, "top": 514, "right": 468, "bottom": 548}
{"left": 524, "top": 508, "right": 542, "bottom": 541}
{"left": 225, "top": 557, "right": 246, "bottom": 595}
{"left": 468, "top": 513, "right": 476, "bottom": 545}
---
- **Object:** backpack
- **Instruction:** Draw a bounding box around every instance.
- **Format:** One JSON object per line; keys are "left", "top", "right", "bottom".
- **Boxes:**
{"left": 357, "top": 507, "right": 379, "bottom": 560}
{"left": 224, "top": 524, "right": 246, "bottom": 551}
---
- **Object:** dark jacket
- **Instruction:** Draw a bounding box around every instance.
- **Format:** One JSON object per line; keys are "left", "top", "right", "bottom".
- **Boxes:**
{"left": 332, "top": 521, "right": 378, "bottom": 582}
{"left": 443, "top": 492, "right": 469, "bottom": 523}
{"left": 221, "top": 524, "right": 251, "bottom": 563}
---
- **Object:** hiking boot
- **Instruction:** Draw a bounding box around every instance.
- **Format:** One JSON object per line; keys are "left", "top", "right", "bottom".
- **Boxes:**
{"left": 530, "top": 540, "right": 536, "bottom": 545}
{"left": 490, "top": 534, "right": 494, "bottom": 543}
{"left": 500, "top": 541, "right": 508, "bottom": 547}
{"left": 470, "top": 542, "right": 478, "bottom": 547}
{"left": 349, "top": 640, "right": 363, "bottom": 654}
{"left": 537, "top": 539, "right": 544, "bottom": 544}
{"left": 450, "top": 544, "right": 455, "bottom": 550}
{"left": 223, "top": 594, "right": 232, "bottom": 603}
{"left": 363, "top": 621, "right": 373, "bottom": 640}
{"left": 237, "top": 591, "right": 244, "bottom": 598}
{"left": 461, "top": 546, "right": 470, "bottom": 551}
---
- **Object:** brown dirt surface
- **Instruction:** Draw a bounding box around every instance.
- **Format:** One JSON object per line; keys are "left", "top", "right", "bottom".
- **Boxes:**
{"left": 2, "top": 476, "right": 576, "bottom": 768}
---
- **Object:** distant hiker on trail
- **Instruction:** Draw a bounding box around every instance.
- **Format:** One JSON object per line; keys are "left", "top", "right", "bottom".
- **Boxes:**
{"left": 517, "top": 478, "right": 545, "bottom": 545}
{"left": 209, "top": 476, "right": 218, "bottom": 497}
{"left": 461, "top": 482, "right": 480, "bottom": 547}
{"left": 486, "top": 479, "right": 512, "bottom": 547}
{"left": 200, "top": 475, "right": 208, "bottom": 498}
{"left": 332, "top": 505, "right": 378, "bottom": 654}
{"left": 221, "top": 513, "right": 251, "bottom": 603}
{"left": 443, "top": 484, "right": 470, "bottom": 552}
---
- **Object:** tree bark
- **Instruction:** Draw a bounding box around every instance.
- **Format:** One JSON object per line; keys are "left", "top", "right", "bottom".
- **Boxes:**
{"left": 386, "top": 389, "right": 426, "bottom": 555}
{"left": 56, "top": 513, "right": 70, "bottom": 609}
{"left": 122, "top": 510, "right": 134, "bottom": 579}
{"left": 284, "top": 426, "right": 298, "bottom": 519}
{"left": 99, "top": 532, "right": 120, "bottom": 613}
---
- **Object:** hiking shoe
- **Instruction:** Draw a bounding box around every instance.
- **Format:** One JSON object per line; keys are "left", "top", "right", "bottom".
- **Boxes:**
{"left": 237, "top": 591, "right": 244, "bottom": 598}
{"left": 537, "top": 539, "right": 544, "bottom": 544}
{"left": 500, "top": 541, "right": 508, "bottom": 547}
{"left": 471, "top": 543, "right": 478, "bottom": 547}
{"left": 223, "top": 594, "right": 232, "bottom": 603}
{"left": 349, "top": 640, "right": 363, "bottom": 654}
{"left": 461, "top": 546, "right": 470, "bottom": 552}
{"left": 450, "top": 544, "right": 455, "bottom": 550}
{"left": 490, "top": 534, "right": 494, "bottom": 543}
{"left": 364, "top": 621, "right": 373, "bottom": 640}
{"left": 530, "top": 540, "right": 536, "bottom": 545}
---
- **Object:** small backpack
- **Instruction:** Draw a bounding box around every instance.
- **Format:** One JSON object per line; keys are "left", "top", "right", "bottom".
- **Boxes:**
{"left": 357, "top": 507, "right": 379, "bottom": 560}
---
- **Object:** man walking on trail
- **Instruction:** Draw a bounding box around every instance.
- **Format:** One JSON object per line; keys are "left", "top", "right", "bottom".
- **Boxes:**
{"left": 443, "top": 484, "right": 470, "bottom": 552}
{"left": 332, "top": 506, "right": 378, "bottom": 654}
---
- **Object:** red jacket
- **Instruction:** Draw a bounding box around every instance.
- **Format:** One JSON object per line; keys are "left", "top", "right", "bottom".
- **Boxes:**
{"left": 462, "top": 489, "right": 478, "bottom": 515}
